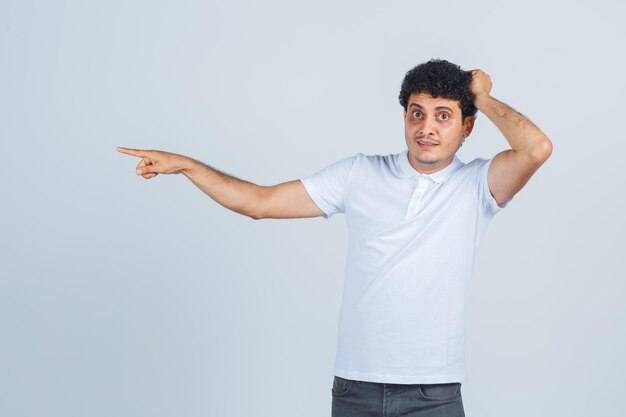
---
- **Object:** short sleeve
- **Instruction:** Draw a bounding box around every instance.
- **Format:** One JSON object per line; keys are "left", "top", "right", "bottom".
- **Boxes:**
{"left": 299, "top": 153, "right": 360, "bottom": 219}
{"left": 476, "top": 157, "right": 513, "bottom": 218}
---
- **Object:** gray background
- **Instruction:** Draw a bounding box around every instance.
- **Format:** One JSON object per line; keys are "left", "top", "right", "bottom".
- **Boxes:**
{"left": 1, "top": 0, "right": 624, "bottom": 416}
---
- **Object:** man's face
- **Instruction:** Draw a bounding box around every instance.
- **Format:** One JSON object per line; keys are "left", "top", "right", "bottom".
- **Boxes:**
{"left": 403, "top": 92, "right": 475, "bottom": 174}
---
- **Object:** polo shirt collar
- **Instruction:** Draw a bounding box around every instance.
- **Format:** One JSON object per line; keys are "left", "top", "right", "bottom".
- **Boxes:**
{"left": 398, "top": 148, "right": 463, "bottom": 184}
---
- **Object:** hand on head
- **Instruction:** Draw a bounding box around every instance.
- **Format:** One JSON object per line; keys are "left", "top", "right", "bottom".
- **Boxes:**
{"left": 468, "top": 69, "right": 492, "bottom": 101}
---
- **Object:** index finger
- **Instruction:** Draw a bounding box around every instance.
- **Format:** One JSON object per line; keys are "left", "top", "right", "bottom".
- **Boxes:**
{"left": 116, "top": 147, "right": 149, "bottom": 158}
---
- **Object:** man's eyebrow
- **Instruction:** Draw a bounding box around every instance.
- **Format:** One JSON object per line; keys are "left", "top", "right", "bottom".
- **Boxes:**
{"left": 409, "top": 103, "right": 454, "bottom": 112}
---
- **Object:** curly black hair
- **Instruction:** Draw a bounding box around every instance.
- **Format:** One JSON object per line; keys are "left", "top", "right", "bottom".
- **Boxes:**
{"left": 398, "top": 59, "right": 477, "bottom": 120}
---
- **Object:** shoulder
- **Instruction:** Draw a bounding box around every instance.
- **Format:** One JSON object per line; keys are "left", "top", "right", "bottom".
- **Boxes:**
{"left": 460, "top": 157, "right": 492, "bottom": 178}
{"left": 464, "top": 157, "right": 490, "bottom": 169}
{"left": 354, "top": 151, "right": 403, "bottom": 172}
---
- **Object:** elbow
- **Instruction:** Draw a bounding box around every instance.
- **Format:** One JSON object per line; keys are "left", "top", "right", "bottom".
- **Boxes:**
{"left": 531, "top": 136, "right": 553, "bottom": 161}
{"left": 246, "top": 205, "right": 265, "bottom": 220}
{"left": 248, "top": 186, "right": 268, "bottom": 220}
{"left": 542, "top": 137, "right": 554, "bottom": 158}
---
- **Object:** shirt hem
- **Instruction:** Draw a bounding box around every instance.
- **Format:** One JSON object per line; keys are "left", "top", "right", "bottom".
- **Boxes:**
{"left": 299, "top": 177, "right": 332, "bottom": 219}
{"left": 333, "top": 368, "right": 465, "bottom": 384}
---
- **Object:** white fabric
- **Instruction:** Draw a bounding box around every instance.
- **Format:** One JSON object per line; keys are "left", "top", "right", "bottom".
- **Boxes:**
{"left": 299, "top": 147, "right": 512, "bottom": 384}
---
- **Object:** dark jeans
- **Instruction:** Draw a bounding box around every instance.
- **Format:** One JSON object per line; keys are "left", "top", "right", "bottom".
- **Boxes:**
{"left": 331, "top": 376, "right": 464, "bottom": 417}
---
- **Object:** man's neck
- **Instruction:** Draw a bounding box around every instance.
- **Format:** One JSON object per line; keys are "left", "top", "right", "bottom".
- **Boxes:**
{"left": 407, "top": 154, "right": 454, "bottom": 175}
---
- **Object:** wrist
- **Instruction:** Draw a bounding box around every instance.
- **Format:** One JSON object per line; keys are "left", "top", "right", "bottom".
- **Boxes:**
{"left": 473, "top": 92, "right": 491, "bottom": 109}
{"left": 180, "top": 156, "right": 200, "bottom": 176}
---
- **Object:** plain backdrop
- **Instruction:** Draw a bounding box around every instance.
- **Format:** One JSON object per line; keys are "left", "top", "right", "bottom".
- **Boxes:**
{"left": 1, "top": 0, "right": 625, "bottom": 416}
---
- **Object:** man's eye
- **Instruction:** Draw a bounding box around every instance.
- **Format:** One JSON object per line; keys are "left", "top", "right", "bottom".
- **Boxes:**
{"left": 412, "top": 111, "right": 422, "bottom": 118}
{"left": 440, "top": 113, "right": 449, "bottom": 120}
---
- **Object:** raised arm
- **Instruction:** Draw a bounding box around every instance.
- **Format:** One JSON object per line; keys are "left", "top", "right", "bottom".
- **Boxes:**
{"left": 468, "top": 70, "right": 553, "bottom": 206}
{"left": 116, "top": 147, "right": 323, "bottom": 220}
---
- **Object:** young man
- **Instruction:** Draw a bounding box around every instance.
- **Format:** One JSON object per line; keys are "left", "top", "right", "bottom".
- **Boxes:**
{"left": 117, "top": 59, "right": 553, "bottom": 417}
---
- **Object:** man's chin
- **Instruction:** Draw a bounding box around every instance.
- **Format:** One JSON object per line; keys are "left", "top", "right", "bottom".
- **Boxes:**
{"left": 409, "top": 151, "right": 438, "bottom": 164}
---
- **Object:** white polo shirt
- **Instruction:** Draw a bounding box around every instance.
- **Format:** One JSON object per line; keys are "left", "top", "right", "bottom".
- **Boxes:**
{"left": 299, "top": 147, "right": 512, "bottom": 384}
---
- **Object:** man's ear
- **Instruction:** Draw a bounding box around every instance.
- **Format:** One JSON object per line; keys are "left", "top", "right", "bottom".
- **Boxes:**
{"left": 463, "top": 115, "right": 476, "bottom": 137}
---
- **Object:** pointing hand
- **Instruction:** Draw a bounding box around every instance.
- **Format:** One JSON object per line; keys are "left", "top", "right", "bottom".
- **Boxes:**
{"left": 116, "top": 147, "right": 192, "bottom": 179}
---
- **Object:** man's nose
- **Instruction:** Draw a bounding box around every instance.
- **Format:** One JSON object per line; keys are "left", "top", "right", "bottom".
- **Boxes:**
{"left": 419, "top": 117, "right": 436, "bottom": 137}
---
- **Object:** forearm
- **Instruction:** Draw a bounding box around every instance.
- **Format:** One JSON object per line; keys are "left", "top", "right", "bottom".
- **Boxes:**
{"left": 181, "top": 157, "right": 264, "bottom": 219}
{"left": 474, "top": 93, "right": 552, "bottom": 157}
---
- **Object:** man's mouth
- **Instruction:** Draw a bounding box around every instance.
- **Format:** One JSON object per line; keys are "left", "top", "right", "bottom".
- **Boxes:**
{"left": 417, "top": 140, "right": 438, "bottom": 147}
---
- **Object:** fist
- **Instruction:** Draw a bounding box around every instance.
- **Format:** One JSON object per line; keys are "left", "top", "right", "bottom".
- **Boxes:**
{"left": 468, "top": 69, "right": 492, "bottom": 101}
